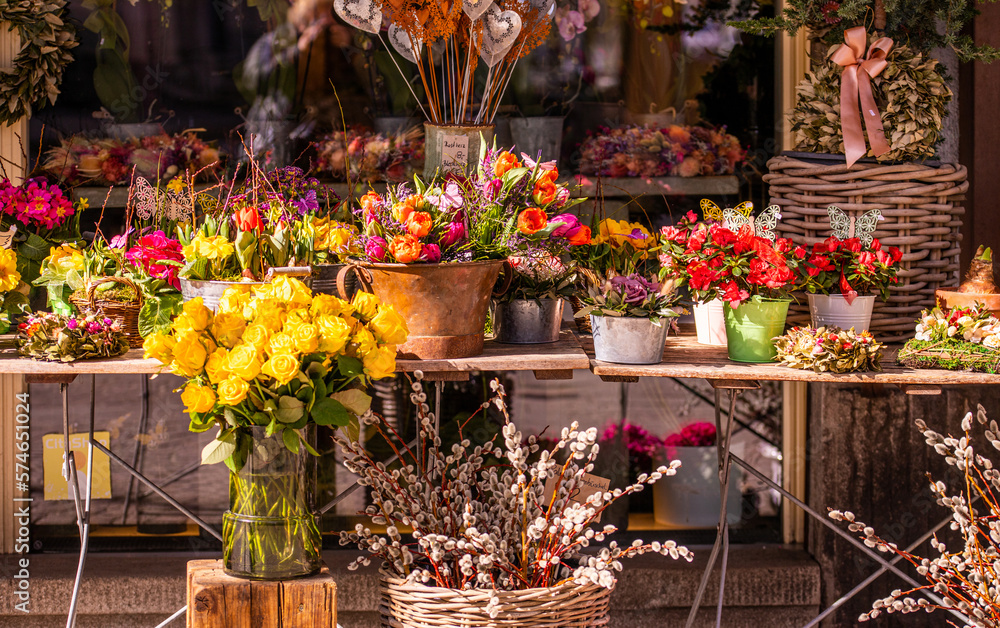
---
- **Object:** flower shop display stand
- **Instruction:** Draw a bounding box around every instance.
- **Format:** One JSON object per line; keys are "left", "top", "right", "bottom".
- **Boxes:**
{"left": 186, "top": 559, "right": 336, "bottom": 628}
{"left": 581, "top": 333, "right": 985, "bottom": 628}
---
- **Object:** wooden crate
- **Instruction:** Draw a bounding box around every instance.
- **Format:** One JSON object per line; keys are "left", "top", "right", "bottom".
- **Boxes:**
{"left": 187, "top": 559, "right": 336, "bottom": 628}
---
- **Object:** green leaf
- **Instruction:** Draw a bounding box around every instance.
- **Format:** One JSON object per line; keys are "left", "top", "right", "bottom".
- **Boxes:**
{"left": 311, "top": 397, "right": 350, "bottom": 426}
{"left": 276, "top": 396, "right": 305, "bottom": 423}
{"left": 337, "top": 356, "right": 364, "bottom": 377}
{"left": 330, "top": 389, "right": 371, "bottom": 415}
{"left": 311, "top": 376, "right": 328, "bottom": 400}
{"left": 265, "top": 418, "right": 279, "bottom": 437}
{"left": 282, "top": 428, "right": 301, "bottom": 454}
{"left": 138, "top": 292, "right": 183, "bottom": 337}
{"left": 201, "top": 431, "right": 236, "bottom": 465}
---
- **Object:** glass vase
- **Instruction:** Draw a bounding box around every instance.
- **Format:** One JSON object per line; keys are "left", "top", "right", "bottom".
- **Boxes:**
{"left": 222, "top": 426, "right": 321, "bottom": 580}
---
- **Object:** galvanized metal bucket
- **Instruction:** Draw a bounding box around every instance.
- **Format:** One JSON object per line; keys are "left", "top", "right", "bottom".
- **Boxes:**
{"left": 590, "top": 315, "right": 669, "bottom": 364}
{"left": 180, "top": 267, "right": 312, "bottom": 311}
{"left": 311, "top": 263, "right": 356, "bottom": 299}
{"left": 423, "top": 123, "right": 495, "bottom": 179}
{"left": 494, "top": 299, "right": 563, "bottom": 344}
{"left": 338, "top": 260, "right": 505, "bottom": 359}
{"left": 807, "top": 294, "right": 875, "bottom": 334}
{"left": 509, "top": 116, "right": 564, "bottom": 164}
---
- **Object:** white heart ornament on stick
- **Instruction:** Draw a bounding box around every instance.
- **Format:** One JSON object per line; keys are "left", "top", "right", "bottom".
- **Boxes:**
{"left": 479, "top": 46, "right": 506, "bottom": 68}
{"left": 481, "top": 4, "right": 521, "bottom": 55}
{"left": 463, "top": 0, "right": 493, "bottom": 21}
{"left": 388, "top": 24, "right": 422, "bottom": 64}
{"left": 333, "top": 0, "right": 382, "bottom": 34}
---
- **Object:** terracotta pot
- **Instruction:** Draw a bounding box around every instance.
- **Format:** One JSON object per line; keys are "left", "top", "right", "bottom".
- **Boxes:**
{"left": 339, "top": 261, "right": 505, "bottom": 359}
{"left": 935, "top": 288, "right": 1000, "bottom": 317}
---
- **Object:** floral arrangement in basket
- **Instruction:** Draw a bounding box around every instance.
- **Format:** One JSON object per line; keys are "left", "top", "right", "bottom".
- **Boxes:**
{"left": 143, "top": 276, "right": 407, "bottom": 470}
{"left": 355, "top": 149, "right": 585, "bottom": 265}
{"left": 338, "top": 375, "right": 692, "bottom": 619}
{"left": 311, "top": 127, "right": 424, "bottom": 182}
{"left": 576, "top": 125, "right": 745, "bottom": 178}
{"left": 18, "top": 311, "right": 129, "bottom": 362}
{"left": 41, "top": 131, "right": 222, "bottom": 185}
{"left": 829, "top": 404, "right": 1000, "bottom": 624}
{"left": 774, "top": 326, "right": 883, "bottom": 373}
{"left": 898, "top": 305, "right": 1000, "bottom": 373}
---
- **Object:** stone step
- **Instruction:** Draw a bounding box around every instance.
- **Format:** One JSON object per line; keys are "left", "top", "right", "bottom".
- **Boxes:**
{"left": 1, "top": 545, "right": 820, "bottom": 627}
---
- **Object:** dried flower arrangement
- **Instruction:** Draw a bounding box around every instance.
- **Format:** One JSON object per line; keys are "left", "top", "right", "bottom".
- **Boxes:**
{"left": 577, "top": 125, "right": 746, "bottom": 179}
{"left": 829, "top": 404, "right": 1000, "bottom": 624}
{"left": 310, "top": 127, "right": 424, "bottom": 183}
{"left": 774, "top": 326, "right": 883, "bottom": 373}
{"left": 18, "top": 311, "right": 129, "bottom": 362}
{"left": 898, "top": 305, "right": 1000, "bottom": 374}
{"left": 338, "top": 375, "right": 692, "bottom": 609}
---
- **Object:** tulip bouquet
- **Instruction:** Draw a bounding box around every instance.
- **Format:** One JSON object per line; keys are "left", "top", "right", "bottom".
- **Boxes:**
{"left": 793, "top": 236, "right": 902, "bottom": 302}
{"left": 143, "top": 276, "right": 408, "bottom": 470}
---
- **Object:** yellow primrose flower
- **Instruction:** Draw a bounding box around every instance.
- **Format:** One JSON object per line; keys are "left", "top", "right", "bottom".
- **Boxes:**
{"left": 143, "top": 333, "right": 175, "bottom": 365}
{"left": 261, "top": 353, "right": 300, "bottom": 385}
{"left": 225, "top": 343, "right": 262, "bottom": 381}
{"left": 217, "top": 376, "right": 250, "bottom": 406}
{"left": 315, "top": 314, "right": 352, "bottom": 353}
{"left": 181, "top": 383, "right": 216, "bottom": 414}
{"left": 597, "top": 219, "right": 652, "bottom": 250}
{"left": 0, "top": 248, "right": 21, "bottom": 292}
{"left": 368, "top": 305, "right": 408, "bottom": 346}
{"left": 205, "top": 347, "right": 232, "bottom": 384}
{"left": 45, "top": 243, "right": 84, "bottom": 272}
{"left": 211, "top": 311, "right": 246, "bottom": 349}
{"left": 362, "top": 344, "right": 396, "bottom": 380}
{"left": 351, "top": 291, "right": 380, "bottom": 321}
{"left": 193, "top": 234, "right": 234, "bottom": 260}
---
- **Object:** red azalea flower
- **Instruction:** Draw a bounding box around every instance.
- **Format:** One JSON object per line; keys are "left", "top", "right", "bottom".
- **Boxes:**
{"left": 686, "top": 228, "right": 708, "bottom": 252}
{"left": 843, "top": 238, "right": 863, "bottom": 253}
{"left": 775, "top": 238, "right": 793, "bottom": 253}
{"left": 794, "top": 245, "right": 808, "bottom": 259}
{"left": 888, "top": 247, "right": 903, "bottom": 263}
{"left": 840, "top": 272, "right": 858, "bottom": 304}
{"left": 871, "top": 238, "right": 882, "bottom": 251}
{"left": 661, "top": 225, "right": 687, "bottom": 243}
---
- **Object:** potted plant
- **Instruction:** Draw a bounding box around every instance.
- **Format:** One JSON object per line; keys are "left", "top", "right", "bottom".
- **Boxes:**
{"left": 577, "top": 273, "right": 683, "bottom": 365}
{"left": 493, "top": 254, "right": 577, "bottom": 345}
{"left": 143, "top": 276, "right": 406, "bottom": 579}
{"left": 333, "top": 0, "right": 555, "bottom": 176}
{"left": 338, "top": 373, "right": 692, "bottom": 626}
{"left": 794, "top": 234, "right": 902, "bottom": 334}
{"left": 348, "top": 148, "right": 584, "bottom": 358}
{"left": 654, "top": 421, "right": 743, "bottom": 529}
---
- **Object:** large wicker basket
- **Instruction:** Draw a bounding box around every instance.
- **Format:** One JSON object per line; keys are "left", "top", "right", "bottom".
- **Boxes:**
{"left": 764, "top": 154, "right": 967, "bottom": 342}
{"left": 69, "top": 276, "right": 144, "bottom": 348}
{"left": 379, "top": 572, "right": 611, "bottom": 627}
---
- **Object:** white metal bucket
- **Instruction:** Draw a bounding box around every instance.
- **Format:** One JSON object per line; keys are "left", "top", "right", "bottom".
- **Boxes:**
{"left": 693, "top": 299, "right": 727, "bottom": 346}
{"left": 807, "top": 294, "right": 875, "bottom": 333}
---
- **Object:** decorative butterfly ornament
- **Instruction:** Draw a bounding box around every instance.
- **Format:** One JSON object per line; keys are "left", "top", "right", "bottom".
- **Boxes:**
{"left": 827, "top": 206, "right": 882, "bottom": 248}
{"left": 701, "top": 199, "right": 752, "bottom": 223}
{"left": 132, "top": 177, "right": 193, "bottom": 222}
{"left": 723, "top": 204, "right": 782, "bottom": 242}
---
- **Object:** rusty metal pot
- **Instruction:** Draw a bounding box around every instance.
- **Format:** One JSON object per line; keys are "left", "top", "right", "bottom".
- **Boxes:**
{"left": 337, "top": 261, "right": 505, "bottom": 359}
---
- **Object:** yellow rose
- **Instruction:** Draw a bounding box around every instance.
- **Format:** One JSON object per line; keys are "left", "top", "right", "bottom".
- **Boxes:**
{"left": 217, "top": 376, "right": 250, "bottom": 406}
{"left": 143, "top": 333, "right": 175, "bottom": 365}
{"left": 283, "top": 308, "right": 312, "bottom": 329}
{"left": 225, "top": 343, "right": 262, "bottom": 381}
{"left": 211, "top": 311, "right": 246, "bottom": 349}
{"left": 352, "top": 326, "right": 378, "bottom": 357}
{"left": 181, "top": 383, "right": 216, "bottom": 414}
{"left": 217, "top": 286, "right": 251, "bottom": 315}
{"left": 316, "top": 315, "right": 352, "bottom": 353}
{"left": 175, "top": 298, "right": 213, "bottom": 333}
{"left": 170, "top": 331, "right": 209, "bottom": 378}
{"left": 311, "top": 294, "right": 354, "bottom": 318}
{"left": 243, "top": 324, "right": 270, "bottom": 354}
{"left": 368, "top": 305, "right": 408, "bottom": 345}
{"left": 0, "top": 248, "right": 20, "bottom": 292}
{"left": 268, "top": 333, "right": 298, "bottom": 357}
{"left": 253, "top": 299, "right": 286, "bottom": 332}
{"left": 363, "top": 344, "right": 396, "bottom": 380}
{"left": 290, "top": 323, "right": 319, "bottom": 354}
{"left": 351, "top": 292, "right": 380, "bottom": 321}
{"left": 267, "top": 276, "right": 312, "bottom": 307}
{"left": 261, "top": 353, "right": 301, "bottom": 385}
{"left": 205, "top": 348, "right": 231, "bottom": 384}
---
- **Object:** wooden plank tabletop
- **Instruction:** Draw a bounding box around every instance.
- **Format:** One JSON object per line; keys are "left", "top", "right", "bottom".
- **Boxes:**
{"left": 582, "top": 332, "right": 1000, "bottom": 386}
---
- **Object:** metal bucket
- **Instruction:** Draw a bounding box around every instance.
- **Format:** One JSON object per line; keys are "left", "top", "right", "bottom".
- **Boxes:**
{"left": 374, "top": 116, "right": 421, "bottom": 135}
{"left": 494, "top": 299, "right": 563, "bottom": 344}
{"left": 423, "top": 123, "right": 495, "bottom": 179}
{"left": 311, "top": 264, "right": 356, "bottom": 299}
{"left": 807, "top": 294, "right": 875, "bottom": 334}
{"left": 339, "top": 260, "right": 505, "bottom": 359}
{"left": 509, "top": 117, "right": 564, "bottom": 164}
{"left": 180, "top": 278, "right": 262, "bottom": 311}
{"left": 590, "top": 315, "right": 669, "bottom": 364}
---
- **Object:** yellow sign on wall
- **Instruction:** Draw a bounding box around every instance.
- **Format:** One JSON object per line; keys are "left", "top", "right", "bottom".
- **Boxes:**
{"left": 42, "top": 432, "right": 112, "bottom": 501}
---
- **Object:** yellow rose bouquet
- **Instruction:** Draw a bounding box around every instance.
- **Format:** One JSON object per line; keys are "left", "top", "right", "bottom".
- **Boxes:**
{"left": 144, "top": 276, "right": 408, "bottom": 471}
{"left": 309, "top": 216, "right": 360, "bottom": 264}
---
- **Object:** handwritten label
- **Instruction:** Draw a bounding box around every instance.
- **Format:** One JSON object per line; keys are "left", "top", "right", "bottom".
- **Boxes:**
{"left": 0, "top": 225, "right": 16, "bottom": 249}
{"left": 542, "top": 472, "right": 611, "bottom": 523}
{"left": 440, "top": 133, "right": 469, "bottom": 170}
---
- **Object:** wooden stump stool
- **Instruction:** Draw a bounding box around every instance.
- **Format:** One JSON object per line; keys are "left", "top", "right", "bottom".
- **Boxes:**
{"left": 186, "top": 559, "right": 337, "bottom": 628}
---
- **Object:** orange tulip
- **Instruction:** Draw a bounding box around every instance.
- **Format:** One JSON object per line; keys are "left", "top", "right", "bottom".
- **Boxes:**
{"left": 390, "top": 234, "right": 423, "bottom": 263}
{"left": 517, "top": 208, "right": 548, "bottom": 235}
{"left": 493, "top": 152, "right": 521, "bottom": 178}
{"left": 406, "top": 211, "right": 432, "bottom": 238}
{"left": 234, "top": 205, "right": 263, "bottom": 232}
{"left": 568, "top": 225, "right": 592, "bottom": 246}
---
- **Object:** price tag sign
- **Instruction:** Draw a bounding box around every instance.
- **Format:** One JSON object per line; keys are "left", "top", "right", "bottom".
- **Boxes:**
{"left": 440, "top": 133, "right": 469, "bottom": 170}
{"left": 542, "top": 472, "right": 612, "bottom": 523}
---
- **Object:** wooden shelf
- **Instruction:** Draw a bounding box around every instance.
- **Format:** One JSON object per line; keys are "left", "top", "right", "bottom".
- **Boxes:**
{"left": 570, "top": 175, "right": 739, "bottom": 198}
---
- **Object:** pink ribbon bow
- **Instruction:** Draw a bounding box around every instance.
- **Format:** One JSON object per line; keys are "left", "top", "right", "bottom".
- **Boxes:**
{"left": 830, "top": 27, "right": 894, "bottom": 167}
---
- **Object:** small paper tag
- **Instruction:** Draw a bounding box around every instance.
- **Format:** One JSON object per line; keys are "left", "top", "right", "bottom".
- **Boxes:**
{"left": 440, "top": 133, "right": 469, "bottom": 169}
{"left": 0, "top": 225, "right": 16, "bottom": 249}
{"left": 542, "top": 472, "right": 612, "bottom": 523}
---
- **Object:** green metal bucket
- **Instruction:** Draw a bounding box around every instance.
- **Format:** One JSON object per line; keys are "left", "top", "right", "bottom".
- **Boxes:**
{"left": 723, "top": 298, "right": 790, "bottom": 363}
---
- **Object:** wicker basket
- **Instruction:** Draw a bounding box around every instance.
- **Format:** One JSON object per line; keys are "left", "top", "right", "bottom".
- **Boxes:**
{"left": 569, "top": 295, "right": 593, "bottom": 335}
{"left": 379, "top": 573, "right": 611, "bottom": 627}
{"left": 764, "top": 154, "right": 967, "bottom": 342}
{"left": 69, "top": 276, "right": 144, "bottom": 348}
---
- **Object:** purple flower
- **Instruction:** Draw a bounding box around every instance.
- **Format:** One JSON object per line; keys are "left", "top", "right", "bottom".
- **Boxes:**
{"left": 485, "top": 178, "right": 503, "bottom": 199}
{"left": 549, "top": 213, "right": 582, "bottom": 239}
{"left": 66, "top": 319, "right": 78, "bottom": 330}
{"left": 439, "top": 221, "right": 466, "bottom": 247}
{"left": 293, "top": 189, "right": 318, "bottom": 215}
{"left": 419, "top": 243, "right": 441, "bottom": 262}
{"left": 610, "top": 274, "right": 659, "bottom": 304}
{"left": 109, "top": 227, "right": 135, "bottom": 249}
{"left": 86, "top": 322, "right": 101, "bottom": 334}
{"left": 365, "top": 236, "right": 388, "bottom": 262}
